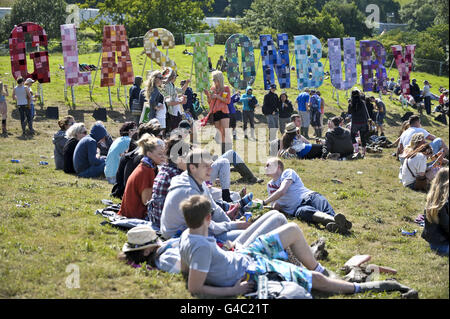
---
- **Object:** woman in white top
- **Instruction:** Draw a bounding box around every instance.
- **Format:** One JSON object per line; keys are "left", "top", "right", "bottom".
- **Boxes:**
{"left": 162, "top": 68, "right": 189, "bottom": 132}
{"left": 12, "top": 77, "right": 32, "bottom": 135}
{"left": 401, "top": 143, "right": 444, "bottom": 190}
{"left": 144, "top": 71, "right": 166, "bottom": 133}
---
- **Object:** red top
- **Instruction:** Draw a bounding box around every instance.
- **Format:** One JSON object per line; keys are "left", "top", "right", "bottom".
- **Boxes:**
{"left": 118, "top": 163, "right": 156, "bottom": 219}
{"left": 208, "top": 85, "right": 231, "bottom": 114}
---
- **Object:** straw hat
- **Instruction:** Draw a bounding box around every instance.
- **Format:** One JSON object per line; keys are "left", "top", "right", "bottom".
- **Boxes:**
{"left": 285, "top": 122, "right": 299, "bottom": 134}
{"left": 122, "top": 226, "right": 162, "bottom": 253}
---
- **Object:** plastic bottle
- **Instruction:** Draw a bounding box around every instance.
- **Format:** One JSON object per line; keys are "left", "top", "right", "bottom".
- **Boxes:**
{"left": 244, "top": 212, "right": 252, "bottom": 222}
{"left": 11, "top": 159, "right": 20, "bottom": 163}
{"left": 39, "top": 161, "right": 48, "bottom": 165}
{"left": 401, "top": 229, "right": 417, "bottom": 236}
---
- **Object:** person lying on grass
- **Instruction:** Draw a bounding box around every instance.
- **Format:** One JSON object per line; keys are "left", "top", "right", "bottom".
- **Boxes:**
{"left": 260, "top": 157, "right": 352, "bottom": 234}
{"left": 179, "top": 194, "right": 415, "bottom": 298}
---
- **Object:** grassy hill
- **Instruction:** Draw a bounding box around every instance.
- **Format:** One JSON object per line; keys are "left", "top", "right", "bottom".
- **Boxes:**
{"left": 0, "top": 44, "right": 448, "bottom": 299}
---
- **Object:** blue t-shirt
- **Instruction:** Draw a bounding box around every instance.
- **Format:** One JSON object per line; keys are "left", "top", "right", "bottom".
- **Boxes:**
{"left": 0, "top": 94, "right": 5, "bottom": 103}
{"left": 267, "top": 169, "right": 313, "bottom": 215}
{"left": 104, "top": 136, "right": 131, "bottom": 178}
{"left": 241, "top": 93, "right": 254, "bottom": 111}
{"left": 296, "top": 92, "right": 310, "bottom": 112}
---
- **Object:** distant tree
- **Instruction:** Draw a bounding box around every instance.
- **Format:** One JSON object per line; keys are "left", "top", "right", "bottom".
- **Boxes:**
{"left": 2, "top": 0, "right": 68, "bottom": 40}
{"left": 80, "top": 0, "right": 212, "bottom": 41}
{"left": 322, "top": 0, "right": 371, "bottom": 40}
{"left": 433, "top": 0, "right": 449, "bottom": 25}
{"left": 399, "top": 0, "right": 436, "bottom": 32}
{"left": 295, "top": 12, "right": 345, "bottom": 41}
{"left": 213, "top": 18, "right": 243, "bottom": 44}
{"left": 223, "top": 0, "right": 253, "bottom": 17}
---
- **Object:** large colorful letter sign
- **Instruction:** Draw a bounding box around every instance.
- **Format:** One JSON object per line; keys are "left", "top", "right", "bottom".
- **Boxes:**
{"left": 360, "top": 40, "right": 387, "bottom": 92}
{"left": 260, "top": 34, "right": 290, "bottom": 90}
{"left": 9, "top": 22, "right": 50, "bottom": 83}
{"left": 144, "top": 28, "right": 177, "bottom": 70}
{"left": 328, "top": 37, "right": 357, "bottom": 91}
{"left": 293, "top": 35, "right": 324, "bottom": 90}
{"left": 184, "top": 33, "right": 214, "bottom": 92}
{"left": 100, "top": 25, "right": 134, "bottom": 87}
{"left": 61, "top": 24, "right": 91, "bottom": 86}
{"left": 225, "top": 34, "right": 256, "bottom": 90}
{"left": 391, "top": 45, "right": 416, "bottom": 95}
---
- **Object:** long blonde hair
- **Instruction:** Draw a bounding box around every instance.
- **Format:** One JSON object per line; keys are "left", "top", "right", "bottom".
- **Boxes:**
{"left": 145, "top": 71, "right": 163, "bottom": 101}
{"left": 425, "top": 167, "right": 449, "bottom": 224}
{"left": 211, "top": 70, "right": 225, "bottom": 91}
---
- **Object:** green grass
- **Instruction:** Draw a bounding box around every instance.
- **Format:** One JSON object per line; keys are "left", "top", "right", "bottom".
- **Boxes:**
{"left": 0, "top": 43, "right": 448, "bottom": 299}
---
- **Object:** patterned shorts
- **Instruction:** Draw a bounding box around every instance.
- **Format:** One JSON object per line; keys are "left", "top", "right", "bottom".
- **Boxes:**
{"left": 239, "top": 233, "right": 313, "bottom": 292}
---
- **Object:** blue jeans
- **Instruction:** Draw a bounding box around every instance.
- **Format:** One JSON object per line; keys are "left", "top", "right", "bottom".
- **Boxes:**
{"left": 78, "top": 162, "right": 106, "bottom": 178}
{"left": 294, "top": 192, "right": 336, "bottom": 222}
{"left": 430, "top": 243, "right": 449, "bottom": 256}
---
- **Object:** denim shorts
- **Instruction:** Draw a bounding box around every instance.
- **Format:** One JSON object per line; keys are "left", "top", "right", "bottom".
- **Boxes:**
{"left": 239, "top": 233, "right": 313, "bottom": 292}
{"left": 376, "top": 112, "right": 385, "bottom": 125}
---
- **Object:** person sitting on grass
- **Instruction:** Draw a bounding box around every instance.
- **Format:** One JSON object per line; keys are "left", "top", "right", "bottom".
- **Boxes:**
{"left": 160, "top": 148, "right": 250, "bottom": 241}
{"left": 422, "top": 168, "right": 449, "bottom": 256}
{"left": 111, "top": 121, "right": 162, "bottom": 199}
{"left": 278, "top": 123, "right": 323, "bottom": 160}
{"left": 53, "top": 115, "right": 75, "bottom": 170}
{"left": 104, "top": 121, "right": 137, "bottom": 185}
{"left": 73, "top": 122, "right": 108, "bottom": 178}
{"left": 322, "top": 116, "right": 354, "bottom": 160}
{"left": 261, "top": 158, "right": 352, "bottom": 234}
{"left": 63, "top": 123, "right": 87, "bottom": 174}
{"left": 118, "top": 134, "right": 166, "bottom": 220}
{"left": 179, "top": 194, "right": 415, "bottom": 298}
{"left": 401, "top": 143, "right": 445, "bottom": 191}
{"left": 398, "top": 115, "right": 449, "bottom": 158}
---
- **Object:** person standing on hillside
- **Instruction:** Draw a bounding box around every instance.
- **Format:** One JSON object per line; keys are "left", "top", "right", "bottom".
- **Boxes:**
{"left": 296, "top": 88, "right": 311, "bottom": 139}
{"left": 12, "top": 77, "right": 33, "bottom": 136}
{"left": 0, "top": 81, "right": 9, "bottom": 137}
{"left": 262, "top": 84, "right": 281, "bottom": 142}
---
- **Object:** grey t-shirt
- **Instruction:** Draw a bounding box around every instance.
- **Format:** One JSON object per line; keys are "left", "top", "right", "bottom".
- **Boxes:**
{"left": 179, "top": 230, "right": 250, "bottom": 287}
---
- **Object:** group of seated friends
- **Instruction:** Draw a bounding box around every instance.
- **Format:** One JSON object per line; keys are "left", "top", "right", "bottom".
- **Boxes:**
{"left": 51, "top": 100, "right": 448, "bottom": 300}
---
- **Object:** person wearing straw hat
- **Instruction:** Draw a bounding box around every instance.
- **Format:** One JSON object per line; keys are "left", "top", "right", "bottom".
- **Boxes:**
{"left": 278, "top": 122, "right": 323, "bottom": 160}
{"left": 118, "top": 226, "right": 163, "bottom": 265}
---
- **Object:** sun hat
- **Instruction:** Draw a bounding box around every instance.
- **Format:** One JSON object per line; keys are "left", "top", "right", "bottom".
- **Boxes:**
{"left": 148, "top": 118, "right": 160, "bottom": 126}
{"left": 285, "top": 122, "right": 299, "bottom": 134}
{"left": 24, "top": 78, "right": 35, "bottom": 85}
{"left": 122, "top": 226, "right": 162, "bottom": 253}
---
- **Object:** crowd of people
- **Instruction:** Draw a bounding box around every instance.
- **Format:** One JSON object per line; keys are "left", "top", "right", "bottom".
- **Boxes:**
{"left": 2, "top": 65, "right": 447, "bottom": 299}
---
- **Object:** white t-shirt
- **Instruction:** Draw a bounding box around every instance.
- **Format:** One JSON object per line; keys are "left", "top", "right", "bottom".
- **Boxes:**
{"left": 423, "top": 85, "right": 431, "bottom": 97}
{"left": 156, "top": 103, "right": 167, "bottom": 128}
{"left": 401, "top": 153, "right": 427, "bottom": 186}
{"left": 267, "top": 169, "right": 313, "bottom": 215}
{"left": 399, "top": 127, "right": 430, "bottom": 148}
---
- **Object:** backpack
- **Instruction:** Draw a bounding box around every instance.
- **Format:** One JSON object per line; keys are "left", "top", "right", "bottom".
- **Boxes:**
{"left": 192, "top": 93, "right": 205, "bottom": 117}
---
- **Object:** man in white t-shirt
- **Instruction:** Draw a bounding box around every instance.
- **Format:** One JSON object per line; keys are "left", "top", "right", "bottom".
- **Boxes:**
{"left": 259, "top": 158, "right": 352, "bottom": 234}
{"left": 398, "top": 115, "right": 448, "bottom": 157}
